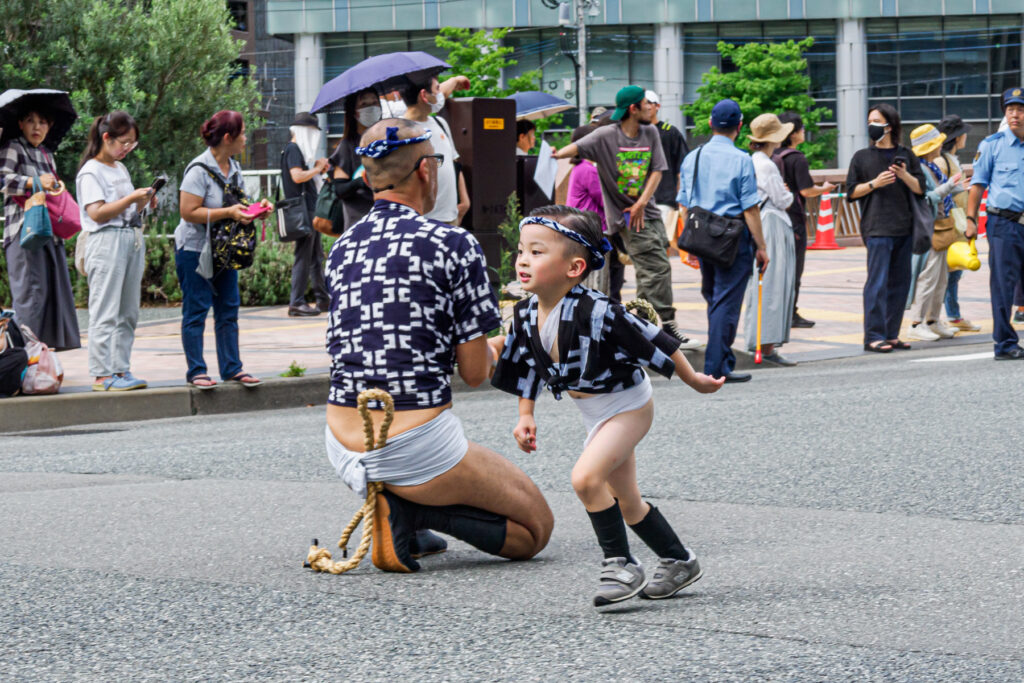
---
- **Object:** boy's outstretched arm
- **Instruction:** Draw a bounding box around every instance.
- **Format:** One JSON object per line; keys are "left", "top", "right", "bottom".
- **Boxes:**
{"left": 671, "top": 349, "right": 725, "bottom": 394}
{"left": 513, "top": 398, "right": 538, "bottom": 452}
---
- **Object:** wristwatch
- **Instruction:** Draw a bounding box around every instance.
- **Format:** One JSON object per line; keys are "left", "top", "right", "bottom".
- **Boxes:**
{"left": 867, "top": 181, "right": 874, "bottom": 190}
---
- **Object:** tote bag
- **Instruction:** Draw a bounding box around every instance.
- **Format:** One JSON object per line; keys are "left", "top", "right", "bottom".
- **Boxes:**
{"left": 19, "top": 176, "right": 53, "bottom": 250}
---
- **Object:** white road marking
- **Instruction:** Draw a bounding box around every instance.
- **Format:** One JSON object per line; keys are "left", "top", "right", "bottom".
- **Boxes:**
{"left": 910, "top": 351, "right": 992, "bottom": 363}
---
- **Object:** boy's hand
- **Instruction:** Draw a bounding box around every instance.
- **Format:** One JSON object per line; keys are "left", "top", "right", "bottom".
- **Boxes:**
{"left": 513, "top": 416, "right": 537, "bottom": 453}
{"left": 688, "top": 372, "right": 725, "bottom": 394}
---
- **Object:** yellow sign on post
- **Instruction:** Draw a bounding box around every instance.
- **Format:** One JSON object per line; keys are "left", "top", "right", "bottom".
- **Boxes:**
{"left": 483, "top": 118, "right": 505, "bottom": 130}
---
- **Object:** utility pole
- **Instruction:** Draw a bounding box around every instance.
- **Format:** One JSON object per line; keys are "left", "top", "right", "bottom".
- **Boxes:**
{"left": 557, "top": 0, "right": 599, "bottom": 124}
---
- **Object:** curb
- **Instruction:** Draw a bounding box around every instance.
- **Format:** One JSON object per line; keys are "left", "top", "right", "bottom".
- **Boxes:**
{"left": 1, "top": 347, "right": 756, "bottom": 434}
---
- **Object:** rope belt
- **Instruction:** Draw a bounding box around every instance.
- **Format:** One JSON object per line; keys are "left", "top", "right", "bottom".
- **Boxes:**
{"left": 304, "top": 388, "right": 395, "bottom": 574}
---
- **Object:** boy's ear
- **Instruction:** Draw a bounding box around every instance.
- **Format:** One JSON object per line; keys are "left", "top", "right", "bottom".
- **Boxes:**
{"left": 567, "top": 256, "right": 587, "bottom": 279}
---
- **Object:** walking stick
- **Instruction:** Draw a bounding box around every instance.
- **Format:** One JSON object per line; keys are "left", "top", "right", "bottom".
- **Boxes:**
{"left": 754, "top": 269, "right": 764, "bottom": 365}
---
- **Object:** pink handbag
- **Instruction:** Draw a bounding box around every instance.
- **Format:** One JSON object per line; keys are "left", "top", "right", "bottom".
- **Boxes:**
{"left": 11, "top": 148, "right": 81, "bottom": 240}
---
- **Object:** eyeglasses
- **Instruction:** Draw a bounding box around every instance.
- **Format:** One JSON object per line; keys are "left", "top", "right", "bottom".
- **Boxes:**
{"left": 371, "top": 153, "right": 444, "bottom": 192}
{"left": 114, "top": 138, "right": 139, "bottom": 152}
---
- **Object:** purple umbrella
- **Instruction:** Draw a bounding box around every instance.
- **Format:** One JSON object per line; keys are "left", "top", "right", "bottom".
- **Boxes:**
{"left": 310, "top": 51, "right": 451, "bottom": 114}
{"left": 509, "top": 91, "right": 573, "bottom": 121}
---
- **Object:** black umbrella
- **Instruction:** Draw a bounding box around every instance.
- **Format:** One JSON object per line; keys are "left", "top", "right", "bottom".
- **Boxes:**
{"left": 0, "top": 89, "right": 78, "bottom": 150}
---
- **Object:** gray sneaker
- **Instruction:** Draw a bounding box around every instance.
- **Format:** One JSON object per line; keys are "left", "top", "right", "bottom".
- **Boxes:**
{"left": 641, "top": 555, "right": 702, "bottom": 599}
{"left": 593, "top": 557, "right": 647, "bottom": 607}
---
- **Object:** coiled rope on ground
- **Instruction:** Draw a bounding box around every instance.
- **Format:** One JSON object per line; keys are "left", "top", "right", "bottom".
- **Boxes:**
{"left": 304, "top": 388, "right": 394, "bottom": 574}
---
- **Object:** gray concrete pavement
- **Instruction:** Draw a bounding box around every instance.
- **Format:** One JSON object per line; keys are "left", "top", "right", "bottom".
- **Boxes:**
{"left": 3, "top": 348, "right": 1024, "bottom": 680}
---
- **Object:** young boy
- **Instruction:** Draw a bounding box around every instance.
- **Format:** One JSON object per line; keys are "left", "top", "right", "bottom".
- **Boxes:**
{"left": 492, "top": 205, "right": 724, "bottom": 607}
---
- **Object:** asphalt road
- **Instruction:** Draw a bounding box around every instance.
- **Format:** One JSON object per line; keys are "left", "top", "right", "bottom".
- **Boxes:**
{"left": 3, "top": 346, "right": 1023, "bottom": 681}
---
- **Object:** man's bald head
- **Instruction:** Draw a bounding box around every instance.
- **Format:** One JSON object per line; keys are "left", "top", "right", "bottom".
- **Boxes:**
{"left": 359, "top": 118, "right": 435, "bottom": 192}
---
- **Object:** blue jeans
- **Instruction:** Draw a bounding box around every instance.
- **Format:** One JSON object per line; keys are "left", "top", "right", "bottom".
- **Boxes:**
{"left": 943, "top": 269, "right": 963, "bottom": 320}
{"left": 985, "top": 215, "right": 1024, "bottom": 354}
{"left": 700, "top": 228, "right": 754, "bottom": 377}
{"left": 174, "top": 249, "right": 242, "bottom": 381}
{"left": 863, "top": 235, "right": 913, "bottom": 344}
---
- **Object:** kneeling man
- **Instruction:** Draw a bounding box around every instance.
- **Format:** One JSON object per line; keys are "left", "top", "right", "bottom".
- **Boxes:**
{"left": 324, "top": 118, "right": 554, "bottom": 572}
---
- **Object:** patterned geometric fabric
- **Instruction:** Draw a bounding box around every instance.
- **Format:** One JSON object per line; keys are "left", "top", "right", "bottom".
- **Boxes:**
{"left": 492, "top": 284, "right": 681, "bottom": 401}
{"left": 326, "top": 200, "right": 501, "bottom": 410}
{"left": 0, "top": 137, "right": 55, "bottom": 247}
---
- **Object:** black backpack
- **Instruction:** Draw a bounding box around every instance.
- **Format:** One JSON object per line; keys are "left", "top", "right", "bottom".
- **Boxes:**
{"left": 0, "top": 314, "right": 27, "bottom": 398}
{"left": 184, "top": 162, "right": 257, "bottom": 272}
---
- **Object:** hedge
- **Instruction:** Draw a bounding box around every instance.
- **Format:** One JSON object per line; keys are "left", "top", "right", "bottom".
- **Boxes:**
{"left": 0, "top": 213, "right": 319, "bottom": 310}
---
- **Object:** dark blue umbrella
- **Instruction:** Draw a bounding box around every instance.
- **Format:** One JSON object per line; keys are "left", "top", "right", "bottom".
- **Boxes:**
{"left": 310, "top": 51, "right": 450, "bottom": 114}
{"left": 509, "top": 92, "right": 573, "bottom": 121}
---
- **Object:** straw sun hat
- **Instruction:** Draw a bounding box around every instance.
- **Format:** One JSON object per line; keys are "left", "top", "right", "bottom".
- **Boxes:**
{"left": 911, "top": 124, "right": 947, "bottom": 157}
{"left": 748, "top": 113, "right": 794, "bottom": 143}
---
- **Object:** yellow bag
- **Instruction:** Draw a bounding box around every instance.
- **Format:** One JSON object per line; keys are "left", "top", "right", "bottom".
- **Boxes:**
{"left": 947, "top": 239, "right": 981, "bottom": 271}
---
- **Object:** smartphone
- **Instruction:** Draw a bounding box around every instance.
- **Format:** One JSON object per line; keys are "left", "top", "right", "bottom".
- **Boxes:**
{"left": 893, "top": 155, "right": 907, "bottom": 167}
{"left": 149, "top": 175, "right": 167, "bottom": 195}
{"left": 622, "top": 210, "right": 631, "bottom": 227}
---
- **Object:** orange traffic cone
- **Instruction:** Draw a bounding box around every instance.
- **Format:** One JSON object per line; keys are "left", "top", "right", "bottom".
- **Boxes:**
{"left": 807, "top": 194, "right": 844, "bottom": 250}
{"left": 978, "top": 189, "right": 988, "bottom": 238}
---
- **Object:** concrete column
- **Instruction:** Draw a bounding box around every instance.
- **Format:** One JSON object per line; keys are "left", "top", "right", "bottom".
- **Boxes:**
{"left": 653, "top": 23, "right": 684, "bottom": 131}
{"left": 836, "top": 18, "right": 867, "bottom": 169}
{"left": 294, "top": 33, "right": 326, "bottom": 156}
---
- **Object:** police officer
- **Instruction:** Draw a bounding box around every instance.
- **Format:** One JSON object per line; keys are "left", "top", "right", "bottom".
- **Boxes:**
{"left": 677, "top": 99, "right": 769, "bottom": 382}
{"left": 968, "top": 87, "right": 1024, "bottom": 359}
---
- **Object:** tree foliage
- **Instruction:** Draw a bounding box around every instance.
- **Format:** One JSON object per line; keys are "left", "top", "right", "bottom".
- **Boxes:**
{"left": 435, "top": 27, "right": 562, "bottom": 141}
{"left": 0, "top": 0, "right": 261, "bottom": 186}
{"left": 684, "top": 38, "right": 835, "bottom": 167}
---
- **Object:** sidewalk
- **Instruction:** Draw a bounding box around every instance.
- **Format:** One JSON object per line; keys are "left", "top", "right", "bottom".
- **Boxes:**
{"left": 2, "top": 239, "right": 1002, "bottom": 432}
{"left": 56, "top": 239, "right": 1000, "bottom": 388}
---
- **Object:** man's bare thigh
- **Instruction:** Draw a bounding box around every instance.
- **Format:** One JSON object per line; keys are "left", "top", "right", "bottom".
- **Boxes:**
{"left": 388, "top": 440, "right": 548, "bottom": 523}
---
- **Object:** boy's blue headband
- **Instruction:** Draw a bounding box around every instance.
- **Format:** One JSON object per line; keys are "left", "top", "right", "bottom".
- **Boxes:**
{"left": 519, "top": 216, "right": 612, "bottom": 271}
{"left": 355, "top": 126, "right": 432, "bottom": 158}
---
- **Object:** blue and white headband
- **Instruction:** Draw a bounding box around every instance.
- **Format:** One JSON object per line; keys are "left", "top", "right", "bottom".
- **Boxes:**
{"left": 355, "top": 126, "right": 432, "bottom": 158}
{"left": 519, "top": 215, "right": 613, "bottom": 271}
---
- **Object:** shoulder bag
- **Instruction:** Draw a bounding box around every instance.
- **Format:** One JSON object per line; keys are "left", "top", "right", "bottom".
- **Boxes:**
{"left": 275, "top": 149, "right": 314, "bottom": 242}
{"left": 184, "top": 162, "right": 258, "bottom": 271}
{"left": 10, "top": 143, "right": 81, "bottom": 240}
{"left": 677, "top": 146, "right": 747, "bottom": 268}
{"left": 19, "top": 175, "right": 54, "bottom": 250}
{"left": 312, "top": 178, "right": 345, "bottom": 236}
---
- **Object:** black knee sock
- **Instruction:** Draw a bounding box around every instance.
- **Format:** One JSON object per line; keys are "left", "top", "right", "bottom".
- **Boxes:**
{"left": 415, "top": 504, "right": 508, "bottom": 556}
{"left": 628, "top": 504, "right": 689, "bottom": 561}
{"left": 587, "top": 501, "right": 633, "bottom": 561}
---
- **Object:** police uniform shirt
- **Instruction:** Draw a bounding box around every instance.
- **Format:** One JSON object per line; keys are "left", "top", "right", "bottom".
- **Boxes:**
{"left": 971, "top": 128, "right": 1024, "bottom": 213}
{"left": 676, "top": 134, "right": 759, "bottom": 217}
{"left": 492, "top": 284, "right": 681, "bottom": 401}
{"left": 326, "top": 199, "right": 501, "bottom": 410}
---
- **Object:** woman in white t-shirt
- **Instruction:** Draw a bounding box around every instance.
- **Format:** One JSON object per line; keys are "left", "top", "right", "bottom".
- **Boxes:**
{"left": 75, "top": 111, "right": 157, "bottom": 391}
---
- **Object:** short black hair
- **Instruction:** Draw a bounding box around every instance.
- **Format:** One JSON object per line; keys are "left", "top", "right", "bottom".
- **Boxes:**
{"left": 527, "top": 204, "right": 606, "bottom": 279}
{"left": 711, "top": 122, "right": 739, "bottom": 135}
{"left": 397, "top": 74, "right": 436, "bottom": 107}
{"left": 516, "top": 119, "right": 536, "bottom": 138}
{"left": 778, "top": 112, "right": 803, "bottom": 148}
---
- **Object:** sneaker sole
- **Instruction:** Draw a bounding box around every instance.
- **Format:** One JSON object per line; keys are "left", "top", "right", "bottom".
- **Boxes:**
{"left": 593, "top": 578, "right": 649, "bottom": 607}
{"left": 371, "top": 492, "right": 415, "bottom": 573}
{"left": 641, "top": 567, "right": 704, "bottom": 600}
{"left": 410, "top": 547, "right": 447, "bottom": 560}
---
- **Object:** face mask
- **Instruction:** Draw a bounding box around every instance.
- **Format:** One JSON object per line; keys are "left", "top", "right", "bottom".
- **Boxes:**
{"left": 867, "top": 123, "right": 888, "bottom": 142}
{"left": 430, "top": 92, "right": 446, "bottom": 115}
{"left": 356, "top": 105, "right": 381, "bottom": 127}
{"left": 382, "top": 98, "right": 406, "bottom": 118}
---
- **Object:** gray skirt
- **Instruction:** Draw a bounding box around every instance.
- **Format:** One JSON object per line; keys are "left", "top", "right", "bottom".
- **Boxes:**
{"left": 744, "top": 211, "right": 795, "bottom": 350}
{"left": 4, "top": 236, "right": 81, "bottom": 351}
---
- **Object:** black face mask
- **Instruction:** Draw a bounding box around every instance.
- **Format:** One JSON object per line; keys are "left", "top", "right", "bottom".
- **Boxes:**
{"left": 868, "top": 123, "right": 889, "bottom": 142}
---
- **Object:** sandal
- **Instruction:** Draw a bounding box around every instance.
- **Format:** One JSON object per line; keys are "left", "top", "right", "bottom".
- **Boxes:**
{"left": 230, "top": 372, "right": 262, "bottom": 387}
{"left": 189, "top": 374, "right": 217, "bottom": 390}
{"left": 864, "top": 341, "right": 893, "bottom": 353}
{"left": 887, "top": 340, "right": 912, "bottom": 351}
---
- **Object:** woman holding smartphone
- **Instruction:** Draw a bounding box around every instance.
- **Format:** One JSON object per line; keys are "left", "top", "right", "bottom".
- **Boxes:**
{"left": 75, "top": 111, "right": 155, "bottom": 391}
{"left": 845, "top": 103, "right": 925, "bottom": 353}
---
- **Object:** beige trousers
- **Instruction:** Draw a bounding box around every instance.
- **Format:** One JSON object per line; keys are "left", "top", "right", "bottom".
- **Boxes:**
{"left": 909, "top": 248, "right": 949, "bottom": 323}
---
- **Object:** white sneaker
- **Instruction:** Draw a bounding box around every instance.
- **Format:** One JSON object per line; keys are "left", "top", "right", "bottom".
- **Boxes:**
{"left": 929, "top": 321, "right": 957, "bottom": 339}
{"left": 947, "top": 318, "right": 981, "bottom": 332}
{"left": 907, "top": 322, "right": 940, "bottom": 341}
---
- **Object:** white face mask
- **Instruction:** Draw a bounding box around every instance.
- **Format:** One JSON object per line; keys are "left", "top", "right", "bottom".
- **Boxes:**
{"left": 430, "top": 91, "right": 445, "bottom": 114}
{"left": 356, "top": 105, "right": 381, "bottom": 127}
{"left": 382, "top": 98, "right": 407, "bottom": 118}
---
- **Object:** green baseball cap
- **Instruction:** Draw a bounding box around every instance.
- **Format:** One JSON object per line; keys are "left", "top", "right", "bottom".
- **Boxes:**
{"left": 610, "top": 85, "right": 645, "bottom": 121}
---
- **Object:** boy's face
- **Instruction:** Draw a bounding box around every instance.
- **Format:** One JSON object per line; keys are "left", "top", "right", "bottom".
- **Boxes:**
{"left": 516, "top": 222, "right": 585, "bottom": 294}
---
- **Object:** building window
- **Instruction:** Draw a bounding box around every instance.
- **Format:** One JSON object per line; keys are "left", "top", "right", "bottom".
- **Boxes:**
{"left": 228, "top": 1, "right": 248, "bottom": 32}
{"left": 867, "top": 14, "right": 1022, "bottom": 153}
